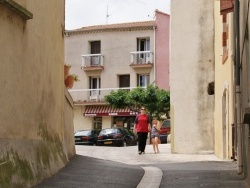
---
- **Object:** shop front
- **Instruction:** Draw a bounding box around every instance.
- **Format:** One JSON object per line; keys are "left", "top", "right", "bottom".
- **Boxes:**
{"left": 83, "top": 105, "right": 138, "bottom": 131}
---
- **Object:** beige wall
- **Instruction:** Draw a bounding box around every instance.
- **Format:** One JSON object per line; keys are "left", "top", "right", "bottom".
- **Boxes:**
{"left": 65, "top": 28, "right": 155, "bottom": 130}
{"left": 214, "top": 2, "right": 234, "bottom": 160}
{"left": 65, "top": 30, "right": 155, "bottom": 90}
{"left": 73, "top": 106, "right": 91, "bottom": 131}
{"left": 64, "top": 90, "right": 76, "bottom": 159}
{"left": 0, "top": 1, "right": 75, "bottom": 187}
{"left": 170, "top": 0, "right": 215, "bottom": 154}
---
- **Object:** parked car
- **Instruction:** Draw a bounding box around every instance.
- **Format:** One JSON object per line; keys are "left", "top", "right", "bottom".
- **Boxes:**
{"left": 74, "top": 130, "right": 100, "bottom": 145}
{"left": 97, "top": 127, "right": 137, "bottom": 147}
{"left": 159, "top": 119, "right": 171, "bottom": 143}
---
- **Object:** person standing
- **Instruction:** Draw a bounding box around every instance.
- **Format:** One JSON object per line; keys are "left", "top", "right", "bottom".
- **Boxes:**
{"left": 134, "top": 107, "right": 151, "bottom": 154}
{"left": 151, "top": 117, "right": 160, "bottom": 154}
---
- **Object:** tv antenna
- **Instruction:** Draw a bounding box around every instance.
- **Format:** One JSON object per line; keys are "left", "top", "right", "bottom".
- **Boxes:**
{"left": 106, "top": 5, "right": 111, "bottom": 24}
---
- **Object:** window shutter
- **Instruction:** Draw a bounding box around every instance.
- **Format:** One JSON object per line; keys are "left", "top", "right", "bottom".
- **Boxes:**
{"left": 220, "top": 0, "right": 234, "bottom": 15}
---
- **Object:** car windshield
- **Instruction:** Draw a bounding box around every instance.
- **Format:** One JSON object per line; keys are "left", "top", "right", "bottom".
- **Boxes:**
{"left": 162, "top": 120, "right": 170, "bottom": 127}
{"left": 101, "top": 128, "right": 117, "bottom": 134}
{"left": 74, "top": 130, "right": 91, "bottom": 136}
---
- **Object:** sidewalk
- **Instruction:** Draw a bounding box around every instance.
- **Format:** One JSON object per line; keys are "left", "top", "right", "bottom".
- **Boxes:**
{"left": 75, "top": 144, "right": 223, "bottom": 165}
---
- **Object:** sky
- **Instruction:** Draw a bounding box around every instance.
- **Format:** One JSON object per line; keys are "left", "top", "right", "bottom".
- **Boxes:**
{"left": 65, "top": 0, "right": 171, "bottom": 30}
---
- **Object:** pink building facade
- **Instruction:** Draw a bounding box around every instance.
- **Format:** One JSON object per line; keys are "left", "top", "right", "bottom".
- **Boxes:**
{"left": 155, "top": 10, "right": 170, "bottom": 90}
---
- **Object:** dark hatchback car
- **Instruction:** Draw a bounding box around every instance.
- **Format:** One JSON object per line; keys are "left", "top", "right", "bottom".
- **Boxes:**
{"left": 74, "top": 130, "right": 100, "bottom": 145}
{"left": 159, "top": 119, "right": 171, "bottom": 143}
{"left": 97, "top": 127, "right": 137, "bottom": 147}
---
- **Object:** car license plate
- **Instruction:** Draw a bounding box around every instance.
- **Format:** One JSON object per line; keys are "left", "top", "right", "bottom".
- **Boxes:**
{"left": 104, "top": 141, "right": 112, "bottom": 144}
{"left": 75, "top": 138, "right": 81, "bottom": 140}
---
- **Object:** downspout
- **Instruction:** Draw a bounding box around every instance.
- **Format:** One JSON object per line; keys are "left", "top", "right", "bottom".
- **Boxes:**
{"left": 234, "top": 0, "right": 243, "bottom": 175}
{"left": 153, "top": 26, "right": 156, "bottom": 86}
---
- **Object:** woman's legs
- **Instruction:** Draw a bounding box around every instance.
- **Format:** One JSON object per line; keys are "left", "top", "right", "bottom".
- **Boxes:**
{"left": 155, "top": 137, "right": 159, "bottom": 153}
{"left": 137, "top": 132, "right": 143, "bottom": 154}
{"left": 141, "top": 132, "right": 148, "bottom": 153}
{"left": 137, "top": 132, "right": 148, "bottom": 154}
{"left": 151, "top": 137, "right": 156, "bottom": 153}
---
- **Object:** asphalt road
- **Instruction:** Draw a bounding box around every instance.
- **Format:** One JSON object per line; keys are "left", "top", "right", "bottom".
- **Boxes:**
{"left": 35, "top": 155, "right": 144, "bottom": 188}
{"left": 155, "top": 161, "right": 246, "bottom": 188}
{"left": 35, "top": 144, "right": 248, "bottom": 188}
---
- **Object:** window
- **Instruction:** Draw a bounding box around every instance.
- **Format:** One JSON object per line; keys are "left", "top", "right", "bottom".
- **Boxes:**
{"left": 137, "top": 38, "right": 150, "bottom": 64}
{"left": 89, "top": 77, "right": 101, "bottom": 100}
{"left": 90, "top": 77, "right": 101, "bottom": 89}
{"left": 119, "top": 75, "right": 130, "bottom": 88}
{"left": 90, "top": 41, "right": 101, "bottom": 65}
{"left": 91, "top": 41, "right": 101, "bottom": 54}
{"left": 137, "top": 74, "right": 150, "bottom": 87}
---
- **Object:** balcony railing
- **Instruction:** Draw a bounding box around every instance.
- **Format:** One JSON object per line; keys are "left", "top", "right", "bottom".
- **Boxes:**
{"left": 68, "top": 87, "right": 145, "bottom": 104}
{"left": 130, "top": 51, "right": 154, "bottom": 66}
{"left": 81, "top": 54, "right": 104, "bottom": 70}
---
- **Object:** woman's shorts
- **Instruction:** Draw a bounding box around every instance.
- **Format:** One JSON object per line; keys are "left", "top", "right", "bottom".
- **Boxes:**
{"left": 151, "top": 132, "right": 159, "bottom": 138}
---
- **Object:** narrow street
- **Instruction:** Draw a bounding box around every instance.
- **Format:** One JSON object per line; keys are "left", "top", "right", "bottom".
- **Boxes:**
{"left": 35, "top": 144, "right": 247, "bottom": 188}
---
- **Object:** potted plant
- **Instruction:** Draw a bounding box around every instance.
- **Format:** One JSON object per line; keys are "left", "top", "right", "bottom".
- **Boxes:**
{"left": 64, "top": 64, "right": 71, "bottom": 80}
{"left": 65, "top": 74, "right": 79, "bottom": 89}
{"left": 71, "top": 74, "right": 79, "bottom": 82}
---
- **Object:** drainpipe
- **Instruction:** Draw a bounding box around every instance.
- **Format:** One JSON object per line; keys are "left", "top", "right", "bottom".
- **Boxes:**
{"left": 234, "top": 0, "right": 243, "bottom": 175}
{"left": 153, "top": 26, "right": 156, "bottom": 86}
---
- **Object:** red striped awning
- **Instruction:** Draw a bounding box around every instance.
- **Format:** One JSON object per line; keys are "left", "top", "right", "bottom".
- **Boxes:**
{"left": 83, "top": 105, "right": 138, "bottom": 117}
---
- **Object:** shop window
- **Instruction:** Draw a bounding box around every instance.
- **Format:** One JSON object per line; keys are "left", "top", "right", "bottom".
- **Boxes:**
{"left": 113, "top": 116, "right": 136, "bottom": 131}
{"left": 94, "top": 117, "right": 102, "bottom": 130}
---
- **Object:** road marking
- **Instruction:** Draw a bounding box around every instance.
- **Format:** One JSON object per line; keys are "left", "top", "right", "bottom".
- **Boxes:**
{"left": 137, "top": 166, "right": 163, "bottom": 188}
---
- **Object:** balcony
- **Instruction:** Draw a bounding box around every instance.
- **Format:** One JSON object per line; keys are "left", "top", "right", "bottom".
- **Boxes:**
{"left": 81, "top": 54, "right": 104, "bottom": 71}
{"left": 130, "top": 51, "right": 154, "bottom": 68}
{"left": 68, "top": 87, "right": 144, "bottom": 105}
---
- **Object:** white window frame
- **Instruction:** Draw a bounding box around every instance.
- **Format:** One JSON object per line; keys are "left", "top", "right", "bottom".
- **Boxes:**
{"left": 138, "top": 74, "right": 150, "bottom": 87}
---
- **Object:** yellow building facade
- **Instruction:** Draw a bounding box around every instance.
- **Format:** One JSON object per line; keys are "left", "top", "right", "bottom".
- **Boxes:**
{"left": 214, "top": 1, "right": 235, "bottom": 160}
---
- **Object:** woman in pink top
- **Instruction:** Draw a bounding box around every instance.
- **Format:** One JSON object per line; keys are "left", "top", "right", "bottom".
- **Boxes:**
{"left": 134, "top": 107, "right": 151, "bottom": 154}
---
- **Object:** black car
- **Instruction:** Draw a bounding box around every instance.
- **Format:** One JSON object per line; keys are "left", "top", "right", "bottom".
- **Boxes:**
{"left": 74, "top": 130, "right": 100, "bottom": 145}
{"left": 97, "top": 127, "right": 137, "bottom": 147}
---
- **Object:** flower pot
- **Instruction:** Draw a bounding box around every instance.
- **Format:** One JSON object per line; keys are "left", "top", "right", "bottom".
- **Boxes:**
{"left": 64, "top": 65, "right": 71, "bottom": 80}
{"left": 65, "top": 75, "right": 74, "bottom": 89}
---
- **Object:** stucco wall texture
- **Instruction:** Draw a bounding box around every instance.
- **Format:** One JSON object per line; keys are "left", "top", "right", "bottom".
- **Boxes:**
{"left": 65, "top": 29, "right": 155, "bottom": 91}
{"left": 0, "top": 1, "right": 75, "bottom": 187}
{"left": 170, "top": 0, "right": 215, "bottom": 154}
{"left": 155, "top": 11, "right": 170, "bottom": 90}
